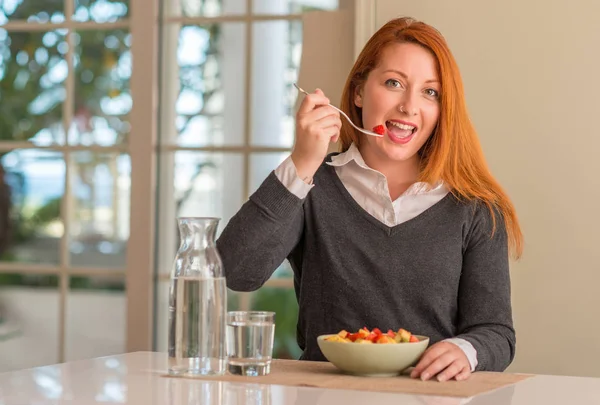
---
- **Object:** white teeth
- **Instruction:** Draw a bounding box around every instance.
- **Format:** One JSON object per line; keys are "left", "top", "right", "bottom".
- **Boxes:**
{"left": 389, "top": 121, "right": 415, "bottom": 131}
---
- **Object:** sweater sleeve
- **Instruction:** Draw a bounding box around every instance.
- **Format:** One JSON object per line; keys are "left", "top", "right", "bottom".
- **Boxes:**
{"left": 216, "top": 171, "right": 305, "bottom": 292}
{"left": 455, "top": 204, "right": 516, "bottom": 372}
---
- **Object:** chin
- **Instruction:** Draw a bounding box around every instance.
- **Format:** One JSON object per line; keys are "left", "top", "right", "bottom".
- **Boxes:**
{"left": 380, "top": 146, "right": 419, "bottom": 162}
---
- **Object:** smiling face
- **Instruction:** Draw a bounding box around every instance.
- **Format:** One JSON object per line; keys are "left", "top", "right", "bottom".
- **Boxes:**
{"left": 355, "top": 42, "right": 441, "bottom": 173}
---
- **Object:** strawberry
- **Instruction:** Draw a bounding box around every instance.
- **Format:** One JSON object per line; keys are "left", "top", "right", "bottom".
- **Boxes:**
{"left": 372, "top": 124, "right": 385, "bottom": 135}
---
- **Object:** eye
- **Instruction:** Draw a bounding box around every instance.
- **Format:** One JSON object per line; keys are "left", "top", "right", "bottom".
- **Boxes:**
{"left": 385, "top": 78, "right": 402, "bottom": 88}
{"left": 425, "top": 88, "right": 439, "bottom": 98}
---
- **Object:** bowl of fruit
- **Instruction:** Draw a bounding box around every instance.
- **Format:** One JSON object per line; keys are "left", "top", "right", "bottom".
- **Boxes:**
{"left": 317, "top": 327, "right": 429, "bottom": 377}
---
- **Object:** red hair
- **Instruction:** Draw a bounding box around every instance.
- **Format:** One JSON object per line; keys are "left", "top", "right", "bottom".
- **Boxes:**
{"left": 339, "top": 17, "right": 523, "bottom": 259}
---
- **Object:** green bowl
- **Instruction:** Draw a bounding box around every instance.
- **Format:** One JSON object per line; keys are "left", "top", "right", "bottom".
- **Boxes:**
{"left": 317, "top": 334, "right": 430, "bottom": 377}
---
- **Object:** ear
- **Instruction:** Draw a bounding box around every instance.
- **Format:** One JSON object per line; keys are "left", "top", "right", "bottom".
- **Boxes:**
{"left": 354, "top": 86, "right": 363, "bottom": 108}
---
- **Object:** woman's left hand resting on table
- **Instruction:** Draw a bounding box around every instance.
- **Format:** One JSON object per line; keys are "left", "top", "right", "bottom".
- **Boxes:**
{"left": 411, "top": 341, "right": 471, "bottom": 382}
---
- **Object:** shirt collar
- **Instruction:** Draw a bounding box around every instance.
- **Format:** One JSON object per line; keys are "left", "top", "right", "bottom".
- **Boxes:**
{"left": 326, "top": 143, "right": 446, "bottom": 194}
{"left": 327, "top": 142, "right": 370, "bottom": 170}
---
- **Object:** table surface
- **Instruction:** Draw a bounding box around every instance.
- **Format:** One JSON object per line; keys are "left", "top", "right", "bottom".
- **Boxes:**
{"left": 0, "top": 352, "right": 599, "bottom": 405}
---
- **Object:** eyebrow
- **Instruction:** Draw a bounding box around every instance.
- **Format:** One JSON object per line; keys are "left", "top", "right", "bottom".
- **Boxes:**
{"left": 382, "top": 69, "right": 440, "bottom": 84}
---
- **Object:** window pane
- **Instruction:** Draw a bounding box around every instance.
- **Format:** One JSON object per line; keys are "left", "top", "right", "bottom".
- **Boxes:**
{"left": 69, "top": 152, "right": 130, "bottom": 268}
{"left": 163, "top": 23, "right": 245, "bottom": 147}
{"left": 253, "top": 0, "right": 338, "bottom": 15}
{"left": 273, "top": 261, "right": 293, "bottom": 278}
{"left": 154, "top": 151, "right": 243, "bottom": 322}
{"left": 163, "top": 0, "right": 245, "bottom": 17}
{"left": 174, "top": 151, "right": 244, "bottom": 232}
{"left": 250, "top": 20, "right": 301, "bottom": 148}
{"left": 154, "top": 280, "right": 240, "bottom": 352}
{"left": 250, "top": 287, "right": 300, "bottom": 359}
{"left": 1, "top": 150, "right": 64, "bottom": 265}
{"left": 66, "top": 275, "right": 125, "bottom": 361}
{"left": 0, "top": 29, "right": 67, "bottom": 145}
{"left": 0, "top": 0, "right": 65, "bottom": 24}
{"left": 70, "top": 29, "right": 131, "bottom": 146}
{"left": 73, "top": 0, "right": 129, "bottom": 23}
{"left": 0, "top": 273, "right": 59, "bottom": 372}
{"left": 249, "top": 152, "right": 287, "bottom": 195}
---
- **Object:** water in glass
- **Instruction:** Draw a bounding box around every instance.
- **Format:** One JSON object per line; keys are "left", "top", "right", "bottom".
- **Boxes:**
{"left": 226, "top": 311, "right": 275, "bottom": 376}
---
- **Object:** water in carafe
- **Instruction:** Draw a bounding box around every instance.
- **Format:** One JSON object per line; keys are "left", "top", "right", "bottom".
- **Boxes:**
{"left": 168, "top": 217, "right": 227, "bottom": 376}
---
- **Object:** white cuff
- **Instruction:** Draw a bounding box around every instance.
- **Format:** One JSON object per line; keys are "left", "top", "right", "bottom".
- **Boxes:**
{"left": 273, "top": 156, "right": 314, "bottom": 199}
{"left": 444, "top": 338, "right": 478, "bottom": 372}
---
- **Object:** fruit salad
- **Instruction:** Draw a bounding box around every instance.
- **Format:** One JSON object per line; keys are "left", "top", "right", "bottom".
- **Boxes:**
{"left": 325, "top": 327, "right": 420, "bottom": 344}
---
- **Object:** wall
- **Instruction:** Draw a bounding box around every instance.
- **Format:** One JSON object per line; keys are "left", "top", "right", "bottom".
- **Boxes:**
{"left": 366, "top": 0, "right": 600, "bottom": 377}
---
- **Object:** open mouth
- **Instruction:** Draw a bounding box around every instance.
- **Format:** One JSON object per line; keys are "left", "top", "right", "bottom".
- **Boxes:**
{"left": 386, "top": 120, "right": 417, "bottom": 138}
{"left": 384, "top": 120, "right": 417, "bottom": 144}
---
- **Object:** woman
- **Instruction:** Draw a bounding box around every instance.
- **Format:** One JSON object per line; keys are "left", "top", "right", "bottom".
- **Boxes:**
{"left": 217, "top": 17, "right": 523, "bottom": 382}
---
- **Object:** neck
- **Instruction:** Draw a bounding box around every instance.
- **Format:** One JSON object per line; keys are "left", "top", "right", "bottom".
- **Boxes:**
{"left": 358, "top": 145, "right": 421, "bottom": 199}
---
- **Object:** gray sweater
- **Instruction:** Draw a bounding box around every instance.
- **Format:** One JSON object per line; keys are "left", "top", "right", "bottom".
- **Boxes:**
{"left": 217, "top": 155, "right": 515, "bottom": 372}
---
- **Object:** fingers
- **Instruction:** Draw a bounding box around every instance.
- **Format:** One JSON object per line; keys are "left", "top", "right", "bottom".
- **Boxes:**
{"left": 290, "top": 87, "right": 341, "bottom": 181}
{"left": 454, "top": 367, "right": 472, "bottom": 382}
{"left": 296, "top": 88, "right": 340, "bottom": 131}
{"left": 315, "top": 114, "right": 342, "bottom": 131}
{"left": 436, "top": 362, "right": 468, "bottom": 382}
{"left": 296, "top": 114, "right": 340, "bottom": 141}
{"left": 410, "top": 342, "right": 471, "bottom": 382}
{"left": 297, "top": 88, "right": 330, "bottom": 114}
{"left": 321, "top": 125, "right": 341, "bottom": 139}
{"left": 296, "top": 103, "right": 341, "bottom": 144}
{"left": 299, "top": 105, "right": 340, "bottom": 126}
{"left": 414, "top": 351, "right": 456, "bottom": 381}
{"left": 411, "top": 344, "right": 447, "bottom": 379}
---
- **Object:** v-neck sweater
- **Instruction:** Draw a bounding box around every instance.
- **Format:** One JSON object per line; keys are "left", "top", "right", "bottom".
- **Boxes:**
{"left": 217, "top": 154, "right": 516, "bottom": 372}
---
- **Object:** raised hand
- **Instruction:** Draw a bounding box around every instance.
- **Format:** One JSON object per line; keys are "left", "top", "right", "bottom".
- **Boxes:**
{"left": 291, "top": 88, "right": 342, "bottom": 183}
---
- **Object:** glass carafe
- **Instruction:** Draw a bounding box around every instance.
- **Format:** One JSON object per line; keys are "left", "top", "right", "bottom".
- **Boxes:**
{"left": 168, "top": 217, "right": 227, "bottom": 376}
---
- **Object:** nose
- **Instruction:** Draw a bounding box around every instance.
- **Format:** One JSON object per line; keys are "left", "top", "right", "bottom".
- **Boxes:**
{"left": 397, "top": 92, "right": 418, "bottom": 116}
{"left": 399, "top": 105, "right": 417, "bottom": 116}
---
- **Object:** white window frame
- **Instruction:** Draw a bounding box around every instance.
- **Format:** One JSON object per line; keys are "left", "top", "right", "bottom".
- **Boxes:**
{"left": 0, "top": 0, "right": 364, "bottom": 361}
{"left": 150, "top": 0, "right": 357, "bottom": 351}
{"left": 0, "top": 0, "right": 155, "bottom": 361}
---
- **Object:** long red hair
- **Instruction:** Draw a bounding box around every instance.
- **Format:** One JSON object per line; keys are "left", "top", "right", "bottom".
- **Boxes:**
{"left": 339, "top": 17, "right": 523, "bottom": 259}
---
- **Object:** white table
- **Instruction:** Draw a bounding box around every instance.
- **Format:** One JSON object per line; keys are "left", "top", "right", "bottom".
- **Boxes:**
{"left": 0, "top": 352, "right": 599, "bottom": 404}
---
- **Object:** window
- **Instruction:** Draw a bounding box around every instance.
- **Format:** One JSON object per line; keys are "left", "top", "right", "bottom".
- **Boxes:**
{"left": 0, "top": 0, "right": 131, "bottom": 371}
{"left": 0, "top": 0, "right": 344, "bottom": 373}
{"left": 154, "top": 0, "right": 339, "bottom": 359}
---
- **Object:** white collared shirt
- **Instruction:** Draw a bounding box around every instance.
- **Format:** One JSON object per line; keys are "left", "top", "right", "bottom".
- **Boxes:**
{"left": 273, "top": 143, "right": 478, "bottom": 371}
{"left": 326, "top": 143, "right": 450, "bottom": 227}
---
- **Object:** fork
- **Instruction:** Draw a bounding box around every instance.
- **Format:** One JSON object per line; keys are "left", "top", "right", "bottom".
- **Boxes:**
{"left": 293, "top": 83, "right": 383, "bottom": 138}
